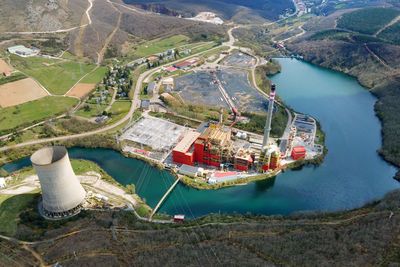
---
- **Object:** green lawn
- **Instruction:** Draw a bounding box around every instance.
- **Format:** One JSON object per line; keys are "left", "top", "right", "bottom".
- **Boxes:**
{"left": 109, "top": 101, "right": 131, "bottom": 115}
{"left": 0, "top": 96, "right": 78, "bottom": 132}
{"left": 75, "top": 103, "right": 105, "bottom": 118}
{"left": 0, "top": 192, "right": 39, "bottom": 236}
{"left": 10, "top": 55, "right": 96, "bottom": 95}
{"left": 132, "top": 35, "right": 190, "bottom": 58}
{"left": 80, "top": 66, "right": 108, "bottom": 84}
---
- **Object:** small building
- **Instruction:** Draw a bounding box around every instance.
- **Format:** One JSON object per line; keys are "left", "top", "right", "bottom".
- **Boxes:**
{"left": 0, "top": 177, "right": 6, "bottom": 188}
{"left": 162, "top": 77, "right": 174, "bottom": 91}
{"left": 208, "top": 171, "right": 238, "bottom": 184}
{"left": 178, "top": 164, "right": 203, "bottom": 178}
{"left": 174, "top": 214, "right": 185, "bottom": 222}
{"left": 140, "top": 99, "right": 150, "bottom": 110}
{"left": 166, "top": 66, "right": 178, "bottom": 72}
{"left": 147, "top": 56, "right": 158, "bottom": 61}
{"left": 95, "top": 115, "right": 108, "bottom": 124}
{"left": 183, "top": 49, "right": 191, "bottom": 55}
{"left": 147, "top": 82, "right": 156, "bottom": 95}
{"left": 173, "top": 61, "right": 192, "bottom": 70}
{"left": 292, "top": 146, "right": 306, "bottom": 160}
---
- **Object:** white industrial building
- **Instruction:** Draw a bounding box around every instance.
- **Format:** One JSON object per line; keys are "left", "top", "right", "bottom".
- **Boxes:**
{"left": 208, "top": 171, "right": 238, "bottom": 184}
{"left": 31, "top": 146, "right": 86, "bottom": 219}
{"left": 178, "top": 164, "right": 204, "bottom": 178}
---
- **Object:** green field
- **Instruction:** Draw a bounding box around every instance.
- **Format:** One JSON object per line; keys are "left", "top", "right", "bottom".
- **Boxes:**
{"left": 0, "top": 192, "right": 39, "bottom": 236}
{"left": 0, "top": 72, "right": 26, "bottom": 85}
{"left": 109, "top": 101, "right": 131, "bottom": 115}
{"left": 131, "top": 35, "right": 190, "bottom": 58}
{"left": 0, "top": 96, "right": 78, "bottom": 132}
{"left": 337, "top": 8, "right": 400, "bottom": 35}
{"left": 80, "top": 66, "right": 108, "bottom": 84}
{"left": 10, "top": 55, "right": 96, "bottom": 95}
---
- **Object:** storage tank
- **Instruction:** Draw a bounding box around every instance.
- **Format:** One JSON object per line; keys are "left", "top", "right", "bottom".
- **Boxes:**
{"left": 31, "top": 146, "right": 86, "bottom": 219}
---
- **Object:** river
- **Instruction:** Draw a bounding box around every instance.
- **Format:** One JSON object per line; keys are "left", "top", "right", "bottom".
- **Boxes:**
{"left": 3, "top": 58, "right": 399, "bottom": 218}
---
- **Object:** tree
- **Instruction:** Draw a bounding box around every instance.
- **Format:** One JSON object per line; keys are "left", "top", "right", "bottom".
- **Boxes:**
{"left": 126, "top": 184, "right": 135, "bottom": 194}
{"left": 84, "top": 105, "right": 91, "bottom": 112}
{"left": 0, "top": 168, "right": 9, "bottom": 177}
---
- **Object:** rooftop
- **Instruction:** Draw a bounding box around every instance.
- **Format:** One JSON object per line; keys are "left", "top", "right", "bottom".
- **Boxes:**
{"left": 174, "top": 131, "right": 201, "bottom": 153}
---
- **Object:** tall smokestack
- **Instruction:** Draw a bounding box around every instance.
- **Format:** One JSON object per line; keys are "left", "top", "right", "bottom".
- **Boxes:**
{"left": 220, "top": 108, "right": 223, "bottom": 124}
{"left": 262, "top": 84, "right": 276, "bottom": 149}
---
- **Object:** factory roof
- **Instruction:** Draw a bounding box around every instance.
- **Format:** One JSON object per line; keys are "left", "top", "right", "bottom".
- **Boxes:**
{"left": 173, "top": 131, "right": 200, "bottom": 153}
{"left": 213, "top": 171, "right": 237, "bottom": 178}
{"left": 198, "top": 124, "right": 230, "bottom": 145}
{"left": 292, "top": 146, "right": 306, "bottom": 153}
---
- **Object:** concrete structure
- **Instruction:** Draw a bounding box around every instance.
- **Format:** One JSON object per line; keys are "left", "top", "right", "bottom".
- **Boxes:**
{"left": 208, "top": 171, "right": 238, "bottom": 184}
{"left": 31, "top": 146, "right": 86, "bottom": 219}
{"left": 173, "top": 131, "right": 201, "bottom": 166}
{"left": 141, "top": 99, "right": 150, "bottom": 110}
{"left": 262, "top": 84, "right": 276, "bottom": 148}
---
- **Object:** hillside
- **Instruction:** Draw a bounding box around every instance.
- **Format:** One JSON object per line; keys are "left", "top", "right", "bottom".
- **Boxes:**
{"left": 0, "top": 0, "right": 88, "bottom": 32}
{"left": 1, "top": 189, "right": 400, "bottom": 265}
{"left": 337, "top": 7, "right": 400, "bottom": 35}
{"left": 121, "top": 0, "right": 294, "bottom": 21}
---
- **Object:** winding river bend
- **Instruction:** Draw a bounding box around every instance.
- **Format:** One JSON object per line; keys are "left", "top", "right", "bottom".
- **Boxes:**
{"left": 4, "top": 58, "right": 399, "bottom": 218}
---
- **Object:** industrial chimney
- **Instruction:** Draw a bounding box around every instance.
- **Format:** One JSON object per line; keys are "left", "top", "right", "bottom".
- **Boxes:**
{"left": 31, "top": 146, "right": 86, "bottom": 219}
{"left": 262, "top": 84, "right": 276, "bottom": 149}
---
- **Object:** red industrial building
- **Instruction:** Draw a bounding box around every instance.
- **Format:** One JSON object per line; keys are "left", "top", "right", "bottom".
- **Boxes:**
{"left": 291, "top": 146, "right": 306, "bottom": 160}
{"left": 194, "top": 124, "right": 233, "bottom": 168}
{"left": 172, "top": 131, "right": 201, "bottom": 166}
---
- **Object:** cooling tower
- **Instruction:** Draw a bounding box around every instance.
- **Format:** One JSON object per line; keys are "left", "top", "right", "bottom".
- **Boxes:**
{"left": 31, "top": 146, "right": 86, "bottom": 218}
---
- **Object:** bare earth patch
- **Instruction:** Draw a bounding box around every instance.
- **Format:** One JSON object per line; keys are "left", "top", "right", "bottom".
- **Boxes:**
{"left": 66, "top": 83, "right": 96, "bottom": 98}
{"left": 0, "top": 58, "right": 13, "bottom": 73}
{"left": 0, "top": 78, "right": 47, "bottom": 107}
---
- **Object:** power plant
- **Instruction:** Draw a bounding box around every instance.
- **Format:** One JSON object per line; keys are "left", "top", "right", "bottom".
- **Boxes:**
{"left": 31, "top": 146, "right": 86, "bottom": 219}
{"left": 172, "top": 84, "right": 281, "bottom": 173}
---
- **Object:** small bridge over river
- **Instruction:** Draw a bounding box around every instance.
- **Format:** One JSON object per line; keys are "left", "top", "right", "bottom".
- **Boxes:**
{"left": 148, "top": 177, "right": 181, "bottom": 221}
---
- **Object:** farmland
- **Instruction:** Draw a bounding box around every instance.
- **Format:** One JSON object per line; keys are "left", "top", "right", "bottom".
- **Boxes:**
{"left": 80, "top": 66, "right": 108, "bottom": 84}
{"left": 10, "top": 55, "right": 96, "bottom": 95}
{"left": 337, "top": 8, "right": 400, "bottom": 35}
{"left": 0, "top": 78, "right": 47, "bottom": 108}
{"left": 125, "top": 35, "right": 190, "bottom": 59}
{"left": 0, "top": 96, "right": 78, "bottom": 133}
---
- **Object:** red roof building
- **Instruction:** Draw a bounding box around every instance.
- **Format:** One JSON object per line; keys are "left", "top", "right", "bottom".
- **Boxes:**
{"left": 166, "top": 66, "right": 178, "bottom": 72}
{"left": 291, "top": 146, "right": 306, "bottom": 160}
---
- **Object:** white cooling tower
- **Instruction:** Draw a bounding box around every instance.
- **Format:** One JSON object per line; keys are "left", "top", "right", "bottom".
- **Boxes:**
{"left": 31, "top": 146, "right": 86, "bottom": 218}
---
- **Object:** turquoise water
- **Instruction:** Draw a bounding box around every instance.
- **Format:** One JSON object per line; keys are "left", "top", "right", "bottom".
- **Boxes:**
{"left": 3, "top": 59, "right": 399, "bottom": 218}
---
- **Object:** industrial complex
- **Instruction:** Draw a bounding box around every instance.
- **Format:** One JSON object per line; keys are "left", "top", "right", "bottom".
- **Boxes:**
{"left": 121, "top": 83, "right": 322, "bottom": 185}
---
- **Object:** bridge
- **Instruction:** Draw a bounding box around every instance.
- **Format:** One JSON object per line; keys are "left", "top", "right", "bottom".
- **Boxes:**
{"left": 148, "top": 176, "right": 181, "bottom": 221}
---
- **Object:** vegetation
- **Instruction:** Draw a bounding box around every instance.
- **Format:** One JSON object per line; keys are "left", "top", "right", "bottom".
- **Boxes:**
{"left": 127, "top": 35, "right": 190, "bottom": 59}
{"left": 0, "top": 72, "right": 26, "bottom": 85}
{"left": 2, "top": 187, "right": 400, "bottom": 265}
{"left": 377, "top": 21, "right": 400, "bottom": 45}
{"left": 0, "top": 96, "right": 78, "bottom": 134}
{"left": 149, "top": 111, "right": 201, "bottom": 128}
{"left": 10, "top": 55, "right": 96, "bottom": 95}
{"left": 235, "top": 107, "right": 288, "bottom": 138}
{"left": 337, "top": 8, "right": 400, "bottom": 35}
{"left": 255, "top": 60, "right": 281, "bottom": 93}
{"left": 57, "top": 118, "right": 100, "bottom": 134}
{"left": 80, "top": 66, "right": 108, "bottom": 84}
